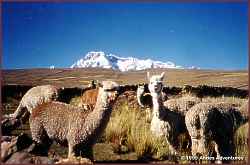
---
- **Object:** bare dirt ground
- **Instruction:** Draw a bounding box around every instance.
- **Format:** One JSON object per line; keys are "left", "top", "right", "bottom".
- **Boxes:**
{"left": 2, "top": 68, "right": 248, "bottom": 89}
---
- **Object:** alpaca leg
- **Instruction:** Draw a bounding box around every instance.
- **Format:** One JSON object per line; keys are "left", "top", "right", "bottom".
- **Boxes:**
{"left": 30, "top": 119, "right": 44, "bottom": 144}
{"left": 190, "top": 138, "right": 199, "bottom": 156}
{"left": 29, "top": 119, "right": 52, "bottom": 156}
{"left": 9, "top": 104, "right": 25, "bottom": 119}
{"left": 190, "top": 137, "right": 205, "bottom": 164}
{"left": 68, "top": 143, "right": 75, "bottom": 159}
{"left": 214, "top": 143, "right": 222, "bottom": 164}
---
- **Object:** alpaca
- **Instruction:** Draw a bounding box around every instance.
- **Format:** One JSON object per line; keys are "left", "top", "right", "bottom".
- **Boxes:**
{"left": 87, "top": 80, "right": 97, "bottom": 89}
{"left": 28, "top": 81, "right": 120, "bottom": 161}
{"left": 137, "top": 83, "right": 168, "bottom": 108}
{"left": 79, "top": 88, "right": 99, "bottom": 110}
{"left": 137, "top": 83, "right": 170, "bottom": 122}
{"left": 136, "top": 84, "right": 153, "bottom": 108}
{"left": 7, "top": 85, "right": 61, "bottom": 119}
{"left": 185, "top": 102, "right": 248, "bottom": 163}
{"left": 147, "top": 72, "right": 191, "bottom": 154}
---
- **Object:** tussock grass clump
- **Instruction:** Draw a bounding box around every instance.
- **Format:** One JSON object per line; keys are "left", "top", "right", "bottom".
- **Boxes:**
{"left": 235, "top": 123, "right": 248, "bottom": 158}
{"left": 126, "top": 122, "right": 156, "bottom": 159}
{"left": 104, "top": 102, "right": 169, "bottom": 160}
{"left": 104, "top": 103, "right": 134, "bottom": 145}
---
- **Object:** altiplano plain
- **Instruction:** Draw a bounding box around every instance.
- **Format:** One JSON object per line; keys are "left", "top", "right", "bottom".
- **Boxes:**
{"left": 2, "top": 68, "right": 248, "bottom": 89}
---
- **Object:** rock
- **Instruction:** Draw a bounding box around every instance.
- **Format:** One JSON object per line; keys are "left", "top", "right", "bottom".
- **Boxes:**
{"left": 1, "top": 133, "right": 55, "bottom": 164}
{"left": 5, "top": 152, "right": 54, "bottom": 164}
{"left": 1, "top": 133, "right": 33, "bottom": 162}
{"left": 2, "top": 110, "right": 30, "bottom": 136}
{"left": 5, "top": 152, "right": 33, "bottom": 164}
{"left": 1, "top": 141, "right": 11, "bottom": 161}
{"left": 1, "top": 118, "right": 21, "bottom": 136}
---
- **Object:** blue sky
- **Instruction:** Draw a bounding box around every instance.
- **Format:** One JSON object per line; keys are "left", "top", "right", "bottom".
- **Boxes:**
{"left": 2, "top": 2, "right": 248, "bottom": 70}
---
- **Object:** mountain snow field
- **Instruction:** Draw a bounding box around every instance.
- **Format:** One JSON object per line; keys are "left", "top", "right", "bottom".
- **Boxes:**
{"left": 71, "top": 51, "right": 200, "bottom": 71}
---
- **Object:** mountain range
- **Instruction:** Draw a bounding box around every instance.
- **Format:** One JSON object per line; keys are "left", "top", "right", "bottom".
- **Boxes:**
{"left": 70, "top": 51, "right": 199, "bottom": 71}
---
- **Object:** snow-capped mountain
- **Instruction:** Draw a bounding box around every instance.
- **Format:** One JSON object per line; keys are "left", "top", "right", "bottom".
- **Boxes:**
{"left": 71, "top": 51, "right": 194, "bottom": 72}
{"left": 49, "top": 65, "right": 55, "bottom": 69}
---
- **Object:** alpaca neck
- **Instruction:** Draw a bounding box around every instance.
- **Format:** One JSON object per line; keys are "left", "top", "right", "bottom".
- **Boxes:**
{"left": 150, "top": 91, "right": 165, "bottom": 136}
{"left": 84, "top": 88, "right": 114, "bottom": 140}
{"left": 137, "top": 89, "right": 145, "bottom": 107}
{"left": 151, "top": 92, "right": 163, "bottom": 117}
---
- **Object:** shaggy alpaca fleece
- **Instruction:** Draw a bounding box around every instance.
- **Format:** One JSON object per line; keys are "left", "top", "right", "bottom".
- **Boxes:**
{"left": 29, "top": 81, "right": 120, "bottom": 160}
{"left": 10, "top": 85, "right": 60, "bottom": 119}
{"left": 185, "top": 102, "right": 248, "bottom": 163}
{"left": 164, "top": 95, "right": 201, "bottom": 115}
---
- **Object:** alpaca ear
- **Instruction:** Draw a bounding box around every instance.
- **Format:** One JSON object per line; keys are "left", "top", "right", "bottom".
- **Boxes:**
{"left": 160, "top": 72, "right": 165, "bottom": 80}
{"left": 147, "top": 72, "right": 150, "bottom": 80}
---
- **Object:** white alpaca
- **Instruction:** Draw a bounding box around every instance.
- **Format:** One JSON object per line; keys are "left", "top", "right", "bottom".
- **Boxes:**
{"left": 148, "top": 72, "right": 190, "bottom": 154}
{"left": 7, "top": 85, "right": 60, "bottom": 119}
{"left": 137, "top": 84, "right": 168, "bottom": 107}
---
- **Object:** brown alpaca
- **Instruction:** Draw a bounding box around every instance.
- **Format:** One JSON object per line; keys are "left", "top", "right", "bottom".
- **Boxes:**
{"left": 29, "top": 81, "right": 120, "bottom": 161}
{"left": 79, "top": 88, "right": 99, "bottom": 110}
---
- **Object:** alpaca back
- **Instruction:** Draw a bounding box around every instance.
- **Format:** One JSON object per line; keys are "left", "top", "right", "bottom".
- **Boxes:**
{"left": 186, "top": 102, "right": 237, "bottom": 136}
{"left": 21, "top": 85, "right": 59, "bottom": 112}
{"left": 30, "top": 101, "right": 91, "bottom": 142}
{"left": 164, "top": 95, "right": 201, "bottom": 115}
{"left": 185, "top": 102, "right": 244, "bottom": 156}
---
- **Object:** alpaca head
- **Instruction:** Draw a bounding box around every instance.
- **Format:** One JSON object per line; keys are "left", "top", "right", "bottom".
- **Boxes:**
{"left": 100, "top": 81, "right": 120, "bottom": 104}
{"left": 137, "top": 84, "right": 145, "bottom": 95}
{"left": 147, "top": 72, "right": 165, "bottom": 95}
{"left": 88, "top": 80, "right": 97, "bottom": 88}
